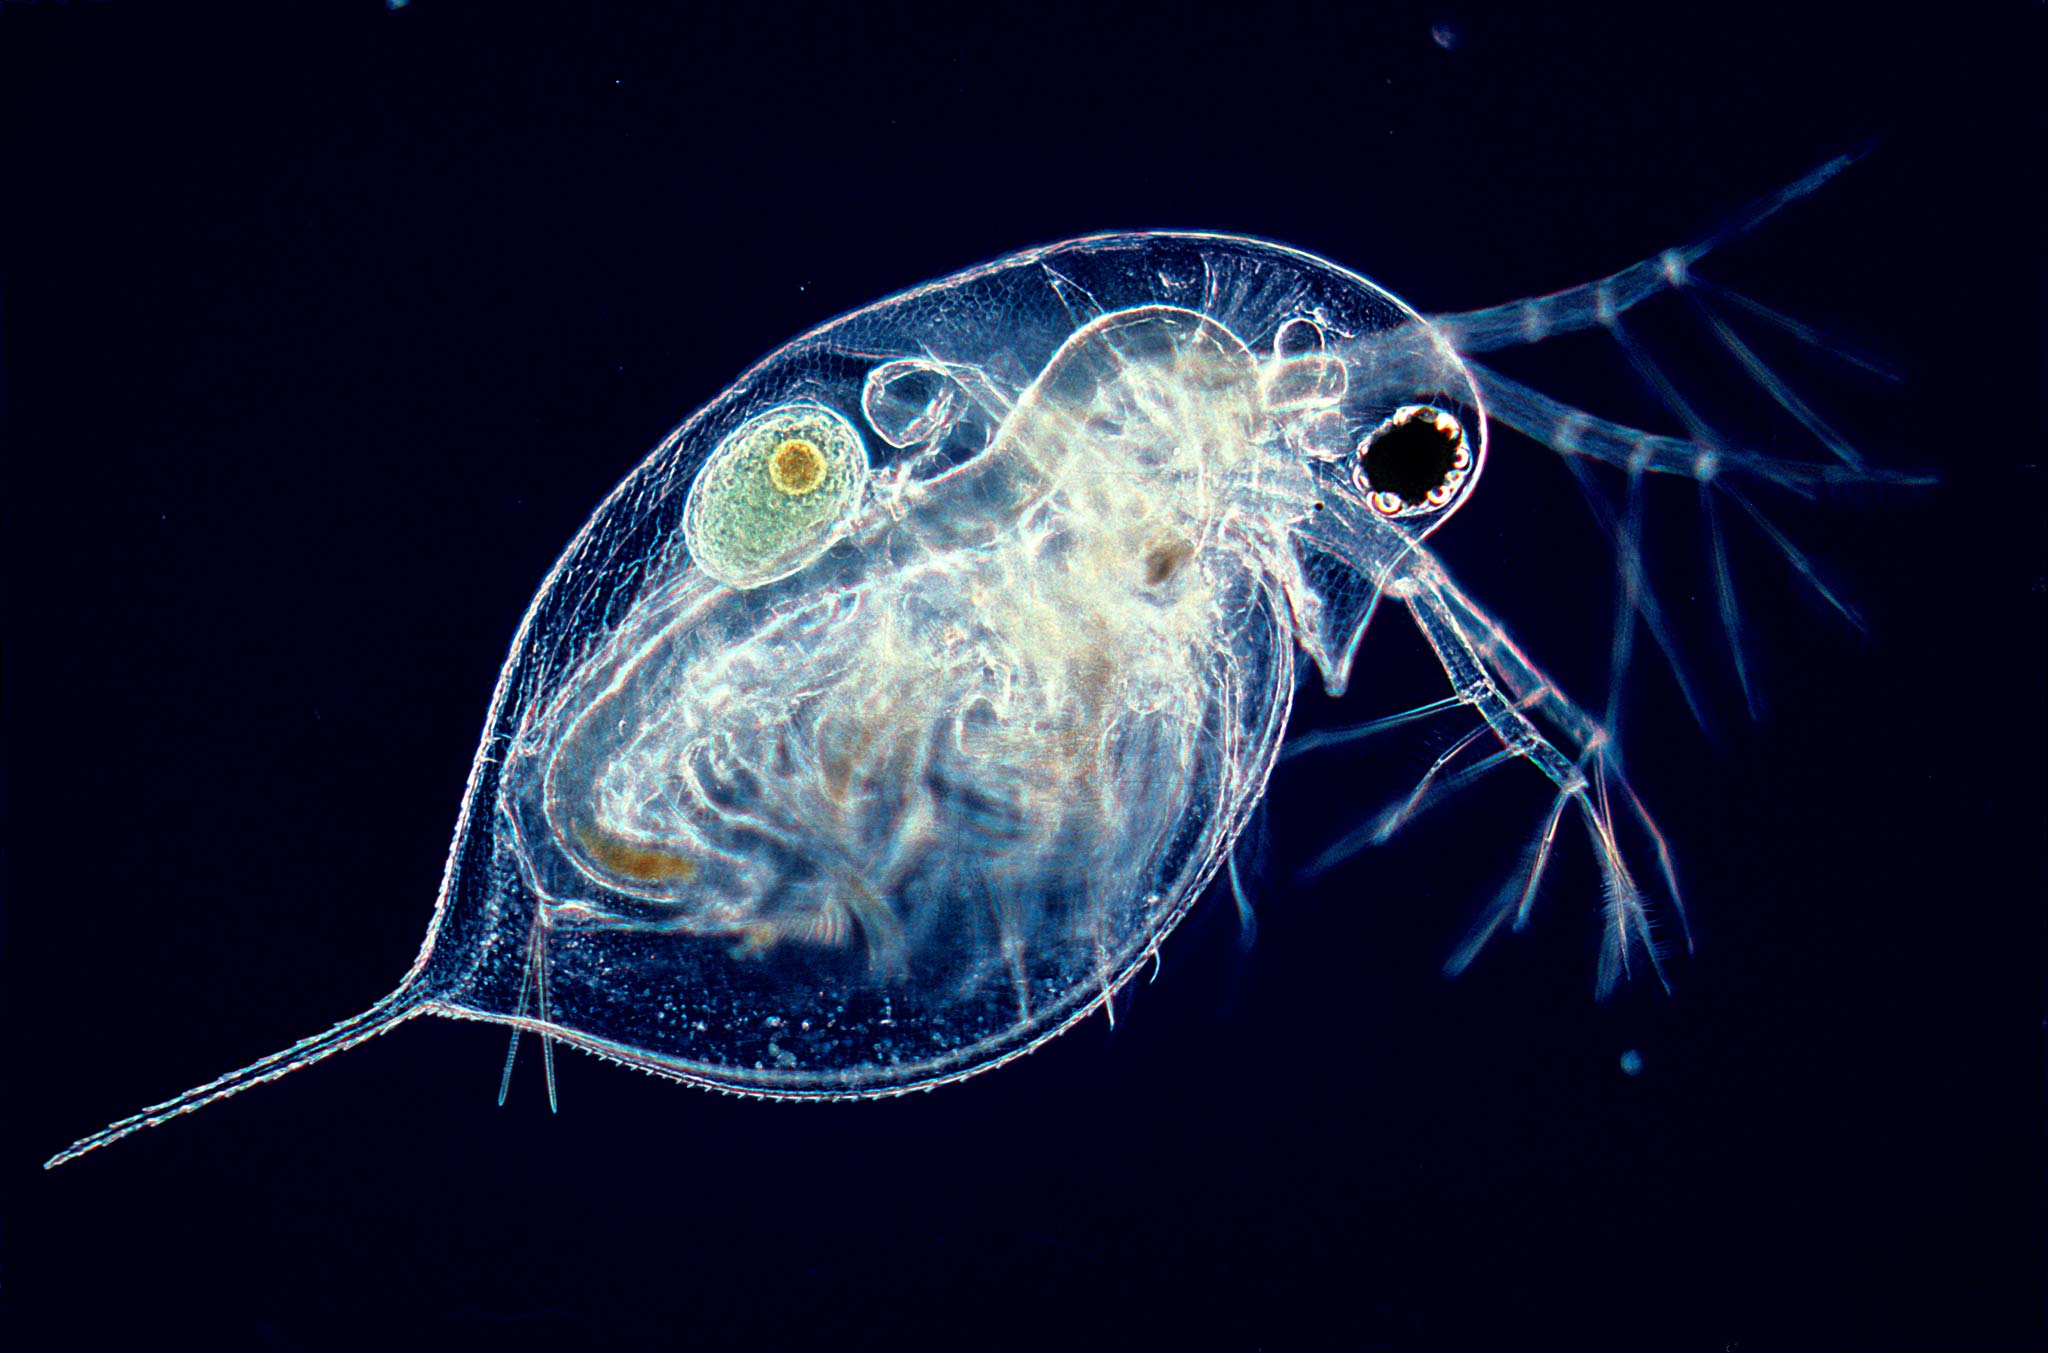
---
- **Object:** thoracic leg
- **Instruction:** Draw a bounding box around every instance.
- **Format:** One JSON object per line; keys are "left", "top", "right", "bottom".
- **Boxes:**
{"left": 1394, "top": 562, "right": 1688, "bottom": 995}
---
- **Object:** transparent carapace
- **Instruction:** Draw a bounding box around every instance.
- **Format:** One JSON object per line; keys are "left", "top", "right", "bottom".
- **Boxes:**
{"left": 50, "top": 157, "right": 1913, "bottom": 1167}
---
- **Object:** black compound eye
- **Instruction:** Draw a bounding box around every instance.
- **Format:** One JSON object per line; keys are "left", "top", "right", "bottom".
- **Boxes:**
{"left": 1358, "top": 405, "right": 1473, "bottom": 517}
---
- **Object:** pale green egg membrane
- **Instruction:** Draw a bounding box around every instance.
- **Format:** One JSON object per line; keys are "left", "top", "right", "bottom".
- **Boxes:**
{"left": 685, "top": 407, "right": 866, "bottom": 588}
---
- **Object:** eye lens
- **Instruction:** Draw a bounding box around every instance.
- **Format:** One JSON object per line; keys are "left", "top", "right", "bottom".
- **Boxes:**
{"left": 1359, "top": 406, "right": 1468, "bottom": 514}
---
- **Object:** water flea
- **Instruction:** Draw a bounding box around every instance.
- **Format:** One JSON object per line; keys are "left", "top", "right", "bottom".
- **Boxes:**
{"left": 48, "top": 156, "right": 1914, "bottom": 1169}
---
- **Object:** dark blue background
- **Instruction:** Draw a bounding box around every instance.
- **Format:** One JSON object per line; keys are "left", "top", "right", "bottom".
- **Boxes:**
{"left": 5, "top": 4, "right": 2040, "bottom": 1350}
